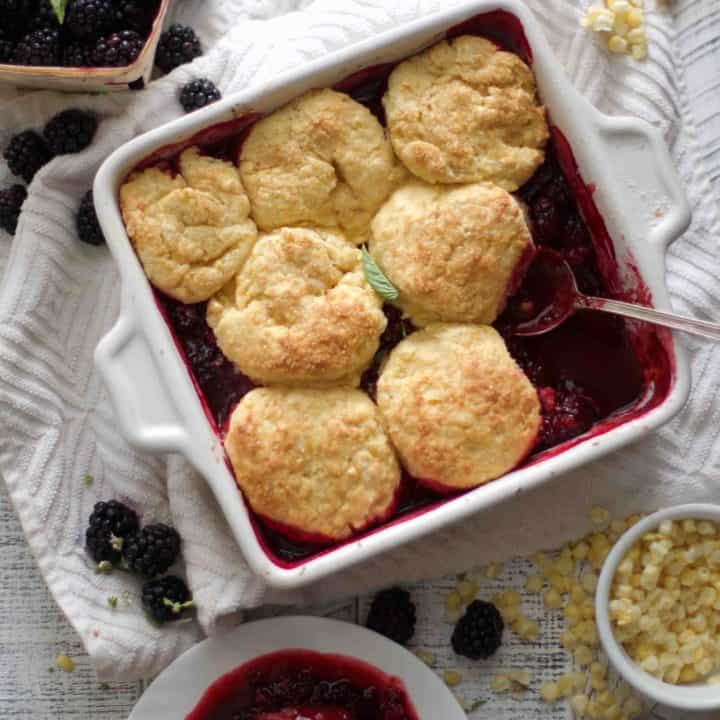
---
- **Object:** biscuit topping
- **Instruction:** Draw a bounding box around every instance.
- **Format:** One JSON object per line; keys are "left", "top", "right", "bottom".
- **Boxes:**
{"left": 383, "top": 36, "right": 549, "bottom": 189}
{"left": 239, "top": 88, "right": 405, "bottom": 244}
{"left": 120, "top": 146, "right": 257, "bottom": 303}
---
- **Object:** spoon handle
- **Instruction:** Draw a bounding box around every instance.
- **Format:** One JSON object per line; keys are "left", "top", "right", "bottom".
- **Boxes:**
{"left": 578, "top": 295, "right": 720, "bottom": 341}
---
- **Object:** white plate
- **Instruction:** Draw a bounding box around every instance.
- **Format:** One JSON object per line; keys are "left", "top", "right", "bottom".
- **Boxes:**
{"left": 127, "top": 616, "right": 465, "bottom": 720}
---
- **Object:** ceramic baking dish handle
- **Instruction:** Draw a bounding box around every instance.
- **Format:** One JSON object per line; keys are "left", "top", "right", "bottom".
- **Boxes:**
{"left": 95, "top": 313, "right": 188, "bottom": 453}
{"left": 589, "top": 113, "right": 691, "bottom": 246}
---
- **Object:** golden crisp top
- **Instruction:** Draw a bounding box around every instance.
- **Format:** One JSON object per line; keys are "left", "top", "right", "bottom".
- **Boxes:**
{"left": 239, "top": 88, "right": 406, "bottom": 245}
{"left": 377, "top": 324, "right": 540, "bottom": 491}
{"left": 369, "top": 180, "right": 533, "bottom": 326}
{"left": 207, "top": 226, "right": 386, "bottom": 387}
{"left": 120, "top": 146, "right": 257, "bottom": 303}
{"left": 225, "top": 387, "right": 401, "bottom": 541}
{"left": 383, "top": 35, "right": 549, "bottom": 189}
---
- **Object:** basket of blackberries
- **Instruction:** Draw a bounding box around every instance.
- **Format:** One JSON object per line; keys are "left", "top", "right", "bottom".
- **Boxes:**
{"left": 0, "top": 0, "right": 202, "bottom": 91}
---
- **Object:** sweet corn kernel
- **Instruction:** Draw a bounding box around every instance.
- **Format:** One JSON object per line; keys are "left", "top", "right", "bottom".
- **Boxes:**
{"left": 491, "top": 674, "right": 512, "bottom": 692}
{"left": 447, "top": 591, "right": 462, "bottom": 611}
{"left": 55, "top": 655, "right": 75, "bottom": 673}
{"left": 484, "top": 562, "right": 501, "bottom": 578}
{"left": 443, "top": 670, "right": 462, "bottom": 686}
{"left": 608, "top": 35, "right": 628, "bottom": 55}
{"left": 556, "top": 674, "right": 574, "bottom": 697}
{"left": 575, "top": 645, "right": 593, "bottom": 666}
{"left": 507, "top": 669, "right": 531, "bottom": 687}
{"left": 540, "top": 681, "right": 559, "bottom": 703}
{"left": 544, "top": 589, "right": 563, "bottom": 609}
{"left": 570, "top": 694, "right": 589, "bottom": 715}
{"left": 573, "top": 542, "right": 590, "bottom": 560}
{"left": 414, "top": 648, "right": 434, "bottom": 667}
{"left": 457, "top": 579, "right": 478, "bottom": 603}
{"left": 591, "top": 507, "right": 610, "bottom": 526}
{"left": 526, "top": 575, "right": 543, "bottom": 593}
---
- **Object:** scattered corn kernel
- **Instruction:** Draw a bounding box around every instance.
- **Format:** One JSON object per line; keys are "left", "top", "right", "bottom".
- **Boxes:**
{"left": 414, "top": 649, "right": 435, "bottom": 666}
{"left": 570, "top": 693, "right": 589, "bottom": 715}
{"left": 540, "top": 681, "right": 559, "bottom": 703}
{"left": 507, "top": 669, "right": 532, "bottom": 688}
{"left": 491, "top": 674, "right": 512, "bottom": 692}
{"left": 484, "top": 562, "right": 501, "bottom": 579}
{"left": 55, "top": 655, "right": 75, "bottom": 673}
{"left": 608, "top": 35, "right": 629, "bottom": 54}
{"left": 457, "top": 578, "right": 478, "bottom": 603}
{"left": 591, "top": 507, "right": 611, "bottom": 526}
{"left": 544, "top": 588, "right": 563, "bottom": 609}
{"left": 447, "top": 591, "right": 462, "bottom": 611}
{"left": 526, "top": 575, "right": 543, "bottom": 593}
{"left": 443, "top": 670, "right": 462, "bottom": 687}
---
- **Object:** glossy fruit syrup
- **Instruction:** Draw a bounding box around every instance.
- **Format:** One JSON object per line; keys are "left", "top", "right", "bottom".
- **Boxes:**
{"left": 185, "top": 650, "right": 418, "bottom": 720}
{"left": 151, "top": 10, "right": 674, "bottom": 564}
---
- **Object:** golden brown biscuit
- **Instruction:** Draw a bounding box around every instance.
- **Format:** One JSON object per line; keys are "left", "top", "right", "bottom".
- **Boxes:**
{"left": 377, "top": 324, "right": 540, "bottom": 491}
{"left": 120, "top": 147, "right": 257, "bottom": 303}
{"left": 369, "top": 180, "right": 533, "bottom": 325}
{"left": 383, "top": 35, "right": 549, "bottom": 190}
{"left": 225, "top": 387, "right": 401, "bottom": 542}
{"left": 207, "top": 226, "right": 386, "bottom": 386}
{"left": 238, "top": 88, "right": 405, "bottom": 244}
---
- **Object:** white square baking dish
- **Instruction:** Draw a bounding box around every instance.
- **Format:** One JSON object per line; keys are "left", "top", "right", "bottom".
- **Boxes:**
{"left": 94, "top": 0, "right": 691, "bottom": 589}
{"left": 0, "top": 0, "right": 170, "bottom": 92}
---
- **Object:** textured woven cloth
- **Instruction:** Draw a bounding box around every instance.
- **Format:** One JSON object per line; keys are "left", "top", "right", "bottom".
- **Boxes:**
{"left": 0, "top": 0, "right": 718, "bottom": 683}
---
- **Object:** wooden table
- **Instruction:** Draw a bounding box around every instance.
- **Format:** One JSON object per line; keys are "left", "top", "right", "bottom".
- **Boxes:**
{"left": 1, "top": 1, "right": 718, "bottom": 716}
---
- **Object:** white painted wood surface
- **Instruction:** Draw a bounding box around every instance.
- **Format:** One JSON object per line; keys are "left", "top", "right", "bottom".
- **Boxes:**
{"left": 0, "top": 0, "right": 718, "bottom": 716}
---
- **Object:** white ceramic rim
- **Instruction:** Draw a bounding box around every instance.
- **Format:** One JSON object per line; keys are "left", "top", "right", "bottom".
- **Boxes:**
{"left": 94, "top": 0, "right": 693, "bottom": 590}
{"left": 127, "top": 616, "right": 465, "bottom": 720}
{"left": 596, "top": 504, "right": 720, "bottom": 711}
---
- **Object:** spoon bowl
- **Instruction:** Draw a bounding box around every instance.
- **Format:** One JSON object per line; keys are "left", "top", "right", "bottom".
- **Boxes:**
{"left": 508, "top": 248, "right": 720, "bottom": 341}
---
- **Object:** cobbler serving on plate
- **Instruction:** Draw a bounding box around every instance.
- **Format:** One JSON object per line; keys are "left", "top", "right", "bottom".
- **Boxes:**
{"left": 118, "top": 12, "right": 672, "bottom": 564}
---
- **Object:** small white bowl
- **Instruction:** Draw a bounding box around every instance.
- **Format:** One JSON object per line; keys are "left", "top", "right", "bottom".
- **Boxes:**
{"left": 596, "top": 503, "right": 720, "bottom": 712}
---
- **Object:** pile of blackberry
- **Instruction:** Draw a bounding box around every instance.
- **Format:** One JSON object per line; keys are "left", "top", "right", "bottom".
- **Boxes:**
{"left": 85, "top": 499, "right": 194, "bottom": 625}
{"left": 0, "top": 0, "right": 161, "bottom": 68}
{"left": 2, "top": 108, "right": 99, "bottom": 239}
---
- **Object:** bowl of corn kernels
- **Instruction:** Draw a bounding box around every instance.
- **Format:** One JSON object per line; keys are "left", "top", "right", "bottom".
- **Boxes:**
{"left": 596, "top": 504, "right": 720, "bottom": 711}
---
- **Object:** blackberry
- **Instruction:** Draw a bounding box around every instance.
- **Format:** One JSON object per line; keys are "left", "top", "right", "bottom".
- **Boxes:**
{"left": 76, "top": 190, "right": 104, "bottom": 245}
{"left": 3, "top": 130, "right": 52, "bottom": 183}
{"left": 451, "top": 600, "right": 504, "bottom": 659}
{"left": 85, "top": 500, "right": 140, "bottom": 565}
{"left": 112, "top": 0, "right": 156, "bottom": 35}
{"left": 29, "top": 1, "right": 61, "bottom": 30}
{"left": 43, "top": 109, "right": 97, "bottom": 155}
{"left": 90, "top": 30, "right": 143, "bottom": 67}
{"left": 365, "top": 587, "right": 416, "bottom": 645}
{"left": 179, "top": 78, "right": 221, "bottom": 113}
{"left": 62, "top": 40, "right": 91, "bottom": 67}
{"left": 155, "top": 24, "right": 202, "bottom": 74}
{"left": 12, "top": 28, "right": 61, "bottom": 66}
{"left": 0, "top": 28, "right": 15, "bottom": 63}
{"left": 123, "top": 523, "right": 181, "bottom": 577}
{"left": 0, "top": 0, "right": 35, "bottom": 28}
{"left": 141, "top": 575, "right": 194, "bottom": 624}
{"left": 65, "top": 0, "right": 113, "bottom": 40}
{"left": 0, "top": 184, "right": 27, "bottom": 235}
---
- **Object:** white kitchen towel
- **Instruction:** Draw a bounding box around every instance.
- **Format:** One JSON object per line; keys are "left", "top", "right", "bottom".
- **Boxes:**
{"left": 0, "top": 0, "right": 718, "bottom": 682}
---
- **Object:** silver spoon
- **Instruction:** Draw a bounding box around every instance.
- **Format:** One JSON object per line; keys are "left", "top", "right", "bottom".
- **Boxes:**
{"left": 509, "top": 248, "right": 720, "bottom": 340}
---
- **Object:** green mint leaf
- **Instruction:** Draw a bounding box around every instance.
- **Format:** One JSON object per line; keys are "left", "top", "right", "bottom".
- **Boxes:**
{"left": 361, "top": 248, "right": 398, "bottom": 301}
{"left": 82, "top": 474, "right": 94, "bottom": 487}
{"left": 107, "top": 596, "right": 118, "bottom": 609}
{"left": 49, "top": 0, "right": 69, "bottom": 24}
